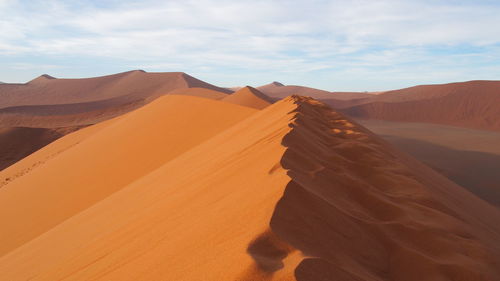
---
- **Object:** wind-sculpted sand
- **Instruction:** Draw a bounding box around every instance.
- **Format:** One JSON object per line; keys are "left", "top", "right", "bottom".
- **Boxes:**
{"left": 0, "top": 96, "right": 499, "bottom": 280}
{"left": 0, "top": 95, "right": 256, "bottom": 256}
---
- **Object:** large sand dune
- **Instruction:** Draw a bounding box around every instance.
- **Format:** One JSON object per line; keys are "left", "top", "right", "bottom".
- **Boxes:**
{"left": 0, "top": 70, "right": 231, "bottom": 128}
{"left": 0, "top": 95, "right": 256, "bottom": 256}
{"left": 0, "top": 71, "right": 232, "bottom": 171}
{"left": 343, "top": 80, "right": 500, "bottom": 131}
{"left": 166, "top": 87, "right": 229, "bottom": 100}
{"left": 1, "top": 95, "right": 499, "bottom": 280}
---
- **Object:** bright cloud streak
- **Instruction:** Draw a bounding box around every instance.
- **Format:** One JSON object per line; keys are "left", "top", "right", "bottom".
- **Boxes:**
{"left": 1, "top": 0, "right": 500, "bottom": 90}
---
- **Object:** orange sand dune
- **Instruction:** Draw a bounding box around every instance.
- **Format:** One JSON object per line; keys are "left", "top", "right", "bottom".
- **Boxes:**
{"left": 343, "top": 80, "right": 500, "bottom": 131}
{"left": 0, "top": 96, "right": 499, "bottom": 280}
{"left": 166, "top": 87, "right": 229, "bottom": 100}
{"left": 0, "top": 95, "right": 256, "bottom": 256}
{"left": 222, "top": 86, "right": 273, "bottom": 109}
{"left": 0, "top": 71, "right": 232, "bottom": 170}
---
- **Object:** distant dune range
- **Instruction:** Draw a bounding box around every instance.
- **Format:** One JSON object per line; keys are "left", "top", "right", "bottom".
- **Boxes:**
{"left": 0, "top": 70, "right": 231, "bottom": 128}
{"left": 341, "top": 80, "right": 500, "bottom": 131}
{"left": 0, "top": 95, "right": 499, "bottom": 280}
{"left": 257, "top": 81, "right": 374, "bottom": 101}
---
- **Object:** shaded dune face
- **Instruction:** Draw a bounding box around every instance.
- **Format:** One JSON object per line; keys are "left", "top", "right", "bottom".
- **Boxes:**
{"left": 252, "top": 97, "right": 500, "bottom": 280}
{"left": 0, "top": 126, "right": 82, "bottom": 171}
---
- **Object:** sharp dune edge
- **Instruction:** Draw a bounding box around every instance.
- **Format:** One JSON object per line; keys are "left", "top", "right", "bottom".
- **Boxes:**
{"left": 0, "top": 95, "right": 257, "bottom": 256}
{"left": 0, "top": 72, "right": 233, "bottom": 172}
{"left": 0, "top": 95, "right": 499, "bottom": 280}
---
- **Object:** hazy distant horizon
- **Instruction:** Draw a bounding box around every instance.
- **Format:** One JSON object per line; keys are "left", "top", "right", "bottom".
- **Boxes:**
{"left": 2, "top": 0, "right": 500, "bottom": 91}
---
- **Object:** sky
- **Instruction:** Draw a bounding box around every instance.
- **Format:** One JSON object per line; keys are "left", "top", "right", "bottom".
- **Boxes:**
{"left": 1, "top": 0, "right": 500, "bottom": 91}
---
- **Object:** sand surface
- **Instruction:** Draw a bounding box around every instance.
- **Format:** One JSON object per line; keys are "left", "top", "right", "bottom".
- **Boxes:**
{"left": 1, "top": 95, "right": 499, "bottom": 280}
{"left": 360, "top": 119, "right": 500, "bottom": 207}
{"left": 0, "top": 95, "right": 256, "bottom": 256}
{"left": 343, "top": 80, "right": 500, "bottom": 131}
{"left": 166, "top": 87, "right": 229, "bottom": 100}
{"left": 0, "top": 72, "right": 234, "bottom": 171}
{"left": 222, "top": 86, "right": 273, "bottom": 109}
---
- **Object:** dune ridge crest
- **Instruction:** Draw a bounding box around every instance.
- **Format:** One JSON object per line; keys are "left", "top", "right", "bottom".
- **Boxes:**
{"left": 255, "top": 96, "right": 500, "bottom": 280}
{"left": 0, "top": 96, "right": 499, "bottom": 280}
{"left": 222, "top": 86, "right": 273, "bottom": 109}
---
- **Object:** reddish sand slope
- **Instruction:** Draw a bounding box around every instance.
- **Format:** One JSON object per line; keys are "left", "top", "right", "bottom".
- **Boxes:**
{"left": 0, "top": 95, "right": 257, "bottom": 256}
{"left": 0, "top": 70, "right": 230, "bottom": 108}
{"left": 256, "top": 81, "right": 284, "bottom": 92}
{"left": 0, "top": 96, "right": 499, "bottom": 280}
{"left": 344, "top": 80, "right": 500, "bottom": 131}
{"left": 359, "top": 119, "right": 500, "bottom": 207}
{"left": 222, "top": 86, "right": 273, "bottom": 109}
{"left": 0, "top": 126, "right": 82, "bottom": 171}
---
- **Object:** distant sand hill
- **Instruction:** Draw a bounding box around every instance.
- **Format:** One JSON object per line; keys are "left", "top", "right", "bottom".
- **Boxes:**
{"left": 342, "top": 80, "right": 500, "bottom": 131}
{"left": 1, "top": 95, "right": 499, "bottom": 280}
{"left": 0, "top": 71, "right": 232, "bottom": 171}
{"left": 0, "top": 70, "right": 231, "bottom": 128}
{"left": 222, "top": 86, "right": 272, "bottom": 109}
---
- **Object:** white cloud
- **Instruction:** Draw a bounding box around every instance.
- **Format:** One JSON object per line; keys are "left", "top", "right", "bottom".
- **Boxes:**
{"left": 1, "top": 0, "right": 500, "bottom": 89}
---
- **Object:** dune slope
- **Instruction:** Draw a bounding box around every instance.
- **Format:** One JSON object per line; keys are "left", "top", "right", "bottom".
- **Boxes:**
{"left": 344, "top": 80, "right": 500, "bottom": 131}
{"left": 0, "top": 95, "right": 257, "bottom": 256}
{"left": 222, "top": 86, "right": 273, "bottom": 109}
{"left": 0, "top": 96, "right": 499, "bottom": 280}
{"left": 166, "top": 87, "right": 229, "bottom": 100}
